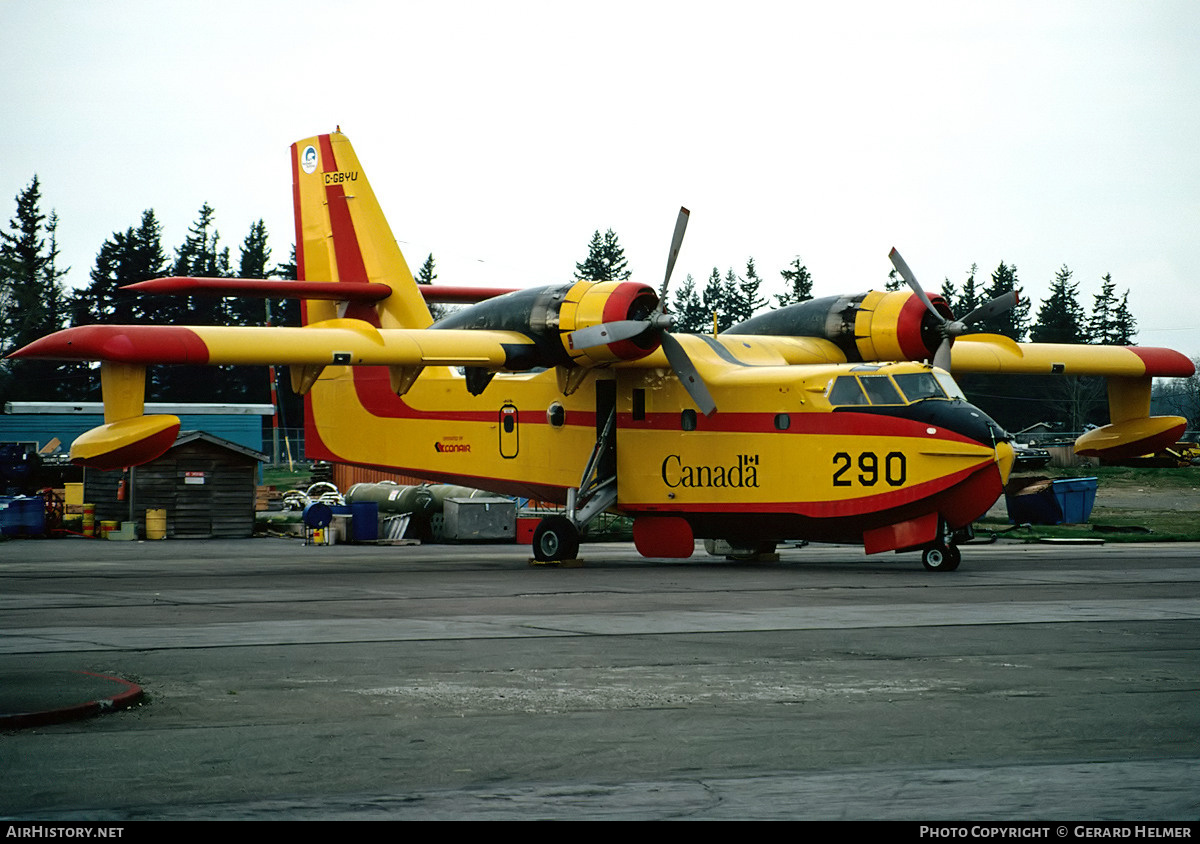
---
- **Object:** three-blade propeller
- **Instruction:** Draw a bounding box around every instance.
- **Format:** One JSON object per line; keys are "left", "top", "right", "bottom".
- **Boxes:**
{"left": 888, "top": 248, "right": 1020, "bottom": 371}
{"left": 568, "top": 207, "right": 716, "bottom": 415}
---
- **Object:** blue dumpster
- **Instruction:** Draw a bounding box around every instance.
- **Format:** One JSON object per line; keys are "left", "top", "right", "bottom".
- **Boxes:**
{"left": 1006, "top": 476, "right": 1098, "bottom": 525}
{"left": 1006, "top": 479, "right": 1061, "bottom": 524}
{"left": 1050, "top": 477, "right": 1098, "bottom": 524}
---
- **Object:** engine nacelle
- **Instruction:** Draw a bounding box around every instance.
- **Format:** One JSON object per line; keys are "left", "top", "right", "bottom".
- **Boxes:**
{"left": 727, "top": 290, "right": 950, "bottom": 363}
{"left": 431, "top": 279, "right": 663, "bottom": 369}
{"left": 558, "top": 280, "right": 661, "bottom": 367}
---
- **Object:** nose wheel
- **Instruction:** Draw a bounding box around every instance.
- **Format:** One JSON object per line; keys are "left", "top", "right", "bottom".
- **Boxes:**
{"left": 921, "top": 542, "right": 961, "bottom": 572}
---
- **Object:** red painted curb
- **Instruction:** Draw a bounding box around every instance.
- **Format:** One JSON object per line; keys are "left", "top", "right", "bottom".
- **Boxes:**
{"left": 0, "top": 671, "right": 144, "bottom": 730}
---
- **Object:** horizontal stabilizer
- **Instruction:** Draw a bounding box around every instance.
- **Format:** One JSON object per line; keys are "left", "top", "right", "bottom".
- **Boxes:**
{"left": 125, "top": 277, "right": 391, "bottom": 302}
{"left": 123, "top": 278, "right": 517, "bottom": 306}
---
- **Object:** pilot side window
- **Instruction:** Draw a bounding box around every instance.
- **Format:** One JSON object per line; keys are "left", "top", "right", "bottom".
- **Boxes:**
{"left": 859, "top": 375, "right": 903, "bottom": 405}
{"left": 828, "top": 376, "right": 868, "bottom": 406}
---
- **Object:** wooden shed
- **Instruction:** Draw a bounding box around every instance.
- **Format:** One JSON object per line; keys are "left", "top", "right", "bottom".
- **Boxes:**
{"left": 84, "top": 431, "right": 267, "bottom": 539}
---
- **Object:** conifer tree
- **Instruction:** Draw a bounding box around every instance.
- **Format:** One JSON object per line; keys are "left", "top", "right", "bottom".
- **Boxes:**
{"left": 151, "top": 204, "right": 234, "bottom": 401}
{"left": 1111, "top": 289, "right": 1137, "bottom": 345}
{"left": 939, "top": 277, "right": 957, "bottom": 315}
{"left": 670, "top": 273, "right": 707, "bottom": 333}
{"left": 1086, "top": 273, "right": 1118, "bottom": 344}
{"left": 740, "top": 257, "right": 768, "bottom": 319}
{"left": 774, "top": 257, "right": 813, "bottom": 308}
{"left": 1, "top": 177, "right": 48, "bottom": 352}
{"left": 958, "top": 264, "right": 982, "bottom": 319}
{"left": 415, "top": 253, "right": 445, "bottom": 320}
{"left": 1031, "top": 265, "right": 1086, "bottom": 344}
{"left": 416, "top": 253, "right": 436, "bottom": 286}
{"left": 238, "top": 219, "right": 272, "bottom": 281}
{"left": 722, "top": 267, "right": 745, "bottom": 327}
{"left": 979, "top": 261, "right": 1029, "bottom": 340}
{"left": 701, "top": 268, "right": 725, "bottom": 333}
{"left": 74, "top": 209, "right": 168, "bottom": 328}
{"left": 574, "top": 229, "right": 630, "bottom": 281}
{"left": 1029, "top": 266, "right": 1098, "bottom": 429}
{"left": 722, "top": 258, "right": 767, "bottom": 326}
{"left": 0, "top": 177, "right": 72, "bottom": 400}
{"left": 601, "top": 229, "right": 630, "bottom": 280}
{"left": 226, "top": 219, "right": 272, "bottom": 330}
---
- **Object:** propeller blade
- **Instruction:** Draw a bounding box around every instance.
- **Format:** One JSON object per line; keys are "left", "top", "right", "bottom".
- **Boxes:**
{"left": 888, "top": 247, "right": 943, "bottom": 322}
{"left": 933, "top": 338, "right": 954, "bottom": 371}
{"left": 660, "top": 207, "right": 690, "bottom": 300}
{"left": 959, "top": 290, "right": 1020, "bottom": 326}
{"left": 661, "top": 332, "right": 717, "bottom": 416}
{"left": 568, "top": 320, "right": 652, "bottom": 349}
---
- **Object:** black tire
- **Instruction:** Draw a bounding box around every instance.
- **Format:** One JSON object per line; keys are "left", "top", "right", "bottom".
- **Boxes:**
{"left": 532, "top": 515, "right": 580, "bottom": 562}
{"left": 922, "top": 543, "right": 961, "bottom": 572}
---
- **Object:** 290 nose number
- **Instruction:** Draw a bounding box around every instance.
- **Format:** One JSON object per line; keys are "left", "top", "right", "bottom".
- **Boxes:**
{"left": 832, "top": 451, "right": 906, "bottom": 487}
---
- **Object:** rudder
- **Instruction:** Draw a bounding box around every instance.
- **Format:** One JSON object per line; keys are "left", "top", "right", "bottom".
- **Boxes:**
{"left": 291, "top": 131, "right": 432, "bottom": 329}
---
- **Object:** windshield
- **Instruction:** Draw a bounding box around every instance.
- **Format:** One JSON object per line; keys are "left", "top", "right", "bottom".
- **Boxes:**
{"left": 859, "top": 375, "right": 903, "bottom": 405}
{"left": 933, "top": 371, "right": 967, "bottom": 400}
{"left": 827, "top": 374, "right": 903, "bottom": 406}
{"left": 827, "top": 370, "right": 963, "bottom": 408}
{"left": 893, "top": 372, "right": 947, "bottom": 402}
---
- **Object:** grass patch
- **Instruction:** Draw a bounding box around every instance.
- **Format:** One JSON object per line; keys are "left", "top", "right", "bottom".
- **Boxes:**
{"left": 978, "top": 506, "right": 1200, "bottom": 543}
{"left": 1039, "top": 464, "right": 1200, "bottom": 490}
{"left": 262, "top": 465, "right": 314, "bottom": 490}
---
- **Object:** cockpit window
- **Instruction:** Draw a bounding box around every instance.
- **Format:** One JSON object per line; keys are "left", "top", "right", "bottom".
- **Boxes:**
{"left": 893, "top": 372, "right": 946, "bottom": 402}
{"left": 859, "top": 375, "right": 903, "bottom": 405}
{"left": 828, "top": 371, "right": 956, "bottom": 407}
{"left": 828, "top": 376, "right": 869, "bottom": 406}
{"left": 933, "top": 371, "right": 967, "bottom": 400}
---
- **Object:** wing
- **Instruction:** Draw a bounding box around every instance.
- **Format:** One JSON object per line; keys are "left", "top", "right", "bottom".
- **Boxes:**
{"left": 951, "top": 334, "right": 1194, "bottom": 378}
{"left": 11, "top": 321, "right": 537, "bottom": 369}
{"left": 950, "top": 333, "right": 1194, "bottom": 460}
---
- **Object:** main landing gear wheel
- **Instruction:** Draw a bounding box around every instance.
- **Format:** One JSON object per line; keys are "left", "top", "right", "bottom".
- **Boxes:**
{"left": 532, "top": 515, "right": 580, "bottom": 562}
{"left": 921, "top": 543, "right": 961, "bottom": 572}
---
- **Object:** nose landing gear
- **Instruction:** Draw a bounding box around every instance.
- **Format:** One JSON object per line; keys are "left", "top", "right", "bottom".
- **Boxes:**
{"left": 921, "top": 542, "right": 961, "bottom": 571}
{"left": 921, "top": 521, "right": 969, "bottom": 571}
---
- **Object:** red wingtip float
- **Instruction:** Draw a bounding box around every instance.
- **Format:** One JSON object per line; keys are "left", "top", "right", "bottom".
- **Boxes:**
{"left": 12, "top": 130, "right": 1194, "bottom": 570}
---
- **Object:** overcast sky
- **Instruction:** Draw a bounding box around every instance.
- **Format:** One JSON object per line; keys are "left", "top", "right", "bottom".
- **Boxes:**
{"left": 3, "top": 0, "right": 1198, "bottom": 361}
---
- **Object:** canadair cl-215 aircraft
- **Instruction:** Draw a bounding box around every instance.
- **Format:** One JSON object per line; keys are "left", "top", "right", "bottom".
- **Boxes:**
{"left": 11, "top": 131, "right": 1195, "bottom": 570}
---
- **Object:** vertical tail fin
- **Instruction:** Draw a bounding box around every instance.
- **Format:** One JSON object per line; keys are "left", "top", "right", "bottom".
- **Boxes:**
{"left": 291, "top": 131, "right": 432, "bottom": 329}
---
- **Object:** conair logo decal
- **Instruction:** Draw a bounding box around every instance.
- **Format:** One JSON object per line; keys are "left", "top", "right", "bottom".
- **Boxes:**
{"left": 301, "top": 145, "right": 318, "bottom": 174}
{"left": 435, "top": 439, "right": 471, "bottom": 453}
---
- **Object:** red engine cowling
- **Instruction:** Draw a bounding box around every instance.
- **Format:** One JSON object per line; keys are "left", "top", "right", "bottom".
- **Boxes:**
{"left": 851, "top": 289, "right": 952, "bottom": 362}
{"left": 726, "top": 290, "right": 952, "bottom": 363}
{"left": 558, "top": 280, "right": 662, "bottom": 367}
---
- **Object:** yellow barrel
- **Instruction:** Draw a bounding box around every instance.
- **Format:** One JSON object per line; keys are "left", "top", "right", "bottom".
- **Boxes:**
{"left": 100, "top": 520, "right": 118, "bottom": 540}
{"left": 82, "top": 503, "right": 95, "bottom": 537}
{"left": 146, "top": 508, "right": 167, "bottom": 540}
